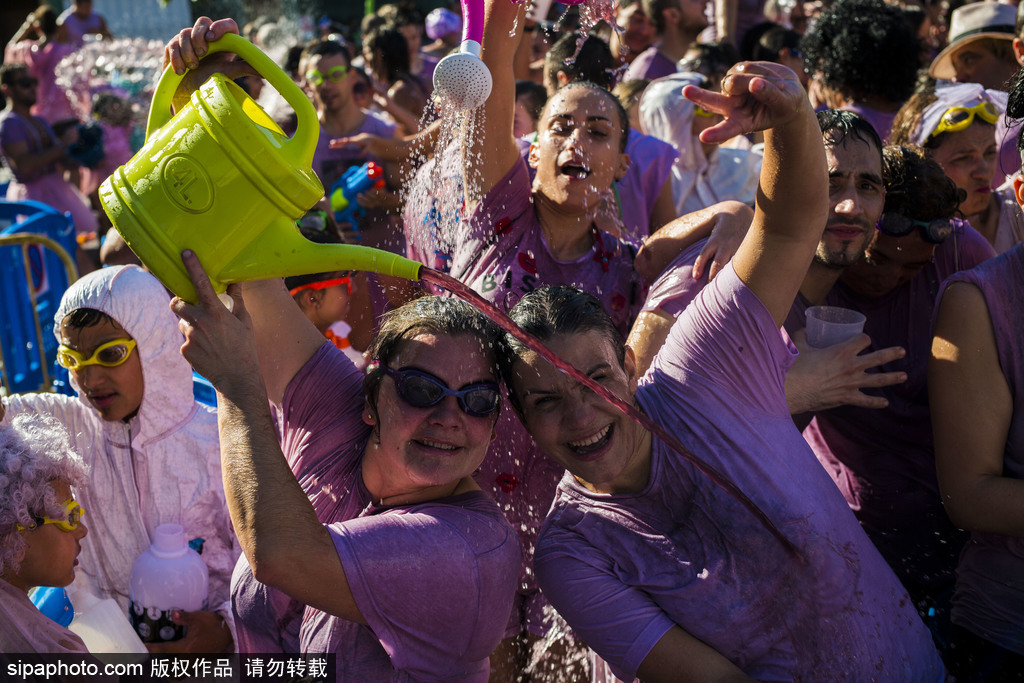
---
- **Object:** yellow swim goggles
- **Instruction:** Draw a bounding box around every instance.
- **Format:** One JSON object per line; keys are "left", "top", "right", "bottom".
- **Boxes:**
{"left": 929, "top": 101, "right": 1000, "bottom": 141}
{"left": 17, "top": 498, "right": 84, "bottom": 533}
{"left": 57, "top": 338, "right": 137, "bottom": 370}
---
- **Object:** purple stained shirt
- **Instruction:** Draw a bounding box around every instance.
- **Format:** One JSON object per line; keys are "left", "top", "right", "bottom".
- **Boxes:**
{"left": 57, "top": 8, "right": 105, "bottom": 48}
{"left": 623, "top": 47, "right": 678, "bottom": 82}
{"left": 535, "top": 264, "right": 944, "bottom": 681}
{"left": 232, "top": 343, "right": 519, "bottom": 675}
{"left": 938, "top": 244, "right": 1024, "bottom": 655}
{"left": 617, "top": 129, "right": 677, "bottom": 243}
{"left": 801, "top": 224, "right": 995, "bottom": 599}
{"left": 301, "top": 493, "right": 520, "bottom": 681}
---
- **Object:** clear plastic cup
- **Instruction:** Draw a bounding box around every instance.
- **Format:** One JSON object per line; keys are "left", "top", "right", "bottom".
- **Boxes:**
{"left": 805, "top": 306, "right": 866, "bottom": 348}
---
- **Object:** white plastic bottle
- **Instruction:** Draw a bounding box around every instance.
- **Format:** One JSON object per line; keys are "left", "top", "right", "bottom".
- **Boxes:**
{"left": 67, "top": 585, "right": 148, "bottom": 655}
{"left": 128, "top": 523, "right": 209, "bottom": 643}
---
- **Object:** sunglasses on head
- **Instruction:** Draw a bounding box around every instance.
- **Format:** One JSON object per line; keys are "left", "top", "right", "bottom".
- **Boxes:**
{"left": 57, "top": 338, "right": 137, "bottom": 370}
{"left": 288, "top": 274, "right": 353, "bottom": 297}
{"left": 929, "top": 101, "right": 1000, "bottom": 141}
{"left": 17, "top": 498, "right": 84, "bottom": 533}
{"left": 877, "top": 212, "right": 953, "bottom": 244}
{"left": 306, "top": 64, "right": 349, "bottom": 86}
{"left": 378, "top": 365, "right": 500, "bottom": 418}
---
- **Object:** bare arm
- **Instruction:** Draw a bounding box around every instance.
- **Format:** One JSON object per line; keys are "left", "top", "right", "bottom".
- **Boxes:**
{"left": 466, "top": 0, "right": 530, "bottom": 204}
{"left": 626, "top": 310, "right": 675, "bottom": 377}
{"left": 172, "top": 251, "right": 365, "bottom": 624}
{"left": 930, "top": 281, "right": 1023, "bottom": 536}
{"left": 685, "top": 63, "right": 827, "bottom": 326}
{"left": 1, "top": 133, "right": 73, "bottom": 179}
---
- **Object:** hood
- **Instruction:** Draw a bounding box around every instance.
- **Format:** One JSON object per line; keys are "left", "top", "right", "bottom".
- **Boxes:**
{"left": 54, "top": 265, "right": 196, "bottom": 443}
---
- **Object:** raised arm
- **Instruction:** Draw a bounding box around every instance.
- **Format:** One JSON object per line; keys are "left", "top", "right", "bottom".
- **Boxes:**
{"left": 171, "top": 251, "right": 366, "bottom": 624}
{"left": 930, "top": 281, "right": 1023, "bottom": 536}
{"left": 463, "top": 0, "right": 530, "bottom": 203}
{"left": 684, "top": 63, "right": 827, "bottom": 326}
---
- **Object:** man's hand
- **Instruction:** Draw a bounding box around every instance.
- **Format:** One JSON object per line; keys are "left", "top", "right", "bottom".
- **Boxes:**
{"left": 785, "top": 328, "right": 907, "bottom": 415}
{"left": 161, "top": 17, "right": 257, "bottom": 111}
{"left": 683, "top": 62, "right": 806, "bottom": 143}
{"left": 145, "top": 609, "right": 232, "bottom": 654}
{"left": 169, "top": 250, "right": 260, "bottom": 395}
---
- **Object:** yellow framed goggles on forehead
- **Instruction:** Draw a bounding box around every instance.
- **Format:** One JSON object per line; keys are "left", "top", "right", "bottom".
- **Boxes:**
{"left": 57, "top": 338, "right": 137, "bottom": 370}
{"left": 305, "top": 64, "right": 349, "bottom": 86}
{"left": 17, "top": 498, "right": 84, "bottom": 533}
{"left": 929, "top": 101, "right": 1000, "bottom": 140}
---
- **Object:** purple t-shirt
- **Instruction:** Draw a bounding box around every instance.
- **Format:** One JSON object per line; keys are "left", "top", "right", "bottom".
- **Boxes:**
{"left": 623, "top": 47, "right": 678, "bottom": 82}
{"left": 301, "top": 493, "right": 520, "bottom": 680}
{"left": 801, "top": 225, "right": 995, "bottom": 597}
{"left": 534, "top": 265, "right": 944, "bottom": 681}
{"left": 312, "top": 111, "right": 399, "bottom": 251}
{"left": 617, "top": 129, "right": 677, "bottom": 243}
{"left": 57, "top": 8, "right": 105, "bottom": 48}
{"left": 0, "top": 111, "right": 58, "bottom": 183}
{"left": 840, "top": 103, "right": 897, "bottom": 144}
{"left": 940, "top": 244, "right": 1024, "bottom": 654}
{"left": 232, "top": 343, "right": 372, "bottom": 653}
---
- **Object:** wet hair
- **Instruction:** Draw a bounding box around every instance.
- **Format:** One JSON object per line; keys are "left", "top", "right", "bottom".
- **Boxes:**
{"left": 0, "top": 414, "right": 89, "bottom": 575}
{"left": 499, "top": 286, "right": 624, "bottom": 406}
{"left": 817, "top": 109, "right": 884, "bottom": 160}
{"left": 363, "top": 297, "right": 501, "bottom": 425}
{"left": 613, "top": 79, "right": 649, "bottom": 112}
{"left": 800, "top": 0, "right": 919, "bottom": 104}
{"left": 545, "top": 33, "right": 617, "bottom": 92}
{"left": 540, "top": 81, "right": 631, "bottom": 153}
{"left": 61, "top": 307, "right": 115, "bottom": 332}
{"left": 364, "top": 28, "right": 411, "bottom": 81}
{"left": 882, "top": 144, "right": 963, "bottom": 221}
{"left": 0, "top": 63, "right": 30, "bottom": 87}
{"left": 515, "top": 80, "right": 548, "bottom": 122}
{"left": 284, "top": 227, "right": 345, "bottom": 293}
{"left": 1008, "top": 69, "right": 1024, "bottom": 153}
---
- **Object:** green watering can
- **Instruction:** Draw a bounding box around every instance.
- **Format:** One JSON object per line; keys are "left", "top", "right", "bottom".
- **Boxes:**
{"left": 99, "top": 34, "right": 421, "bottom": 303}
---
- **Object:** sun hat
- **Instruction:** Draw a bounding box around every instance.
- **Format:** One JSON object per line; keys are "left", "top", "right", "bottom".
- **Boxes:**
{"left": 426, "top": 8, "right": 462, "bottom": 41}
{"left": 929, "top": 2, "right": 1017, "bottom": 81}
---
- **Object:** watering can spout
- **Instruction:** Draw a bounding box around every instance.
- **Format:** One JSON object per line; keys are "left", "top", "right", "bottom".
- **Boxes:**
{"left": 217, "top": 219, "right": 423, "bottom": 290}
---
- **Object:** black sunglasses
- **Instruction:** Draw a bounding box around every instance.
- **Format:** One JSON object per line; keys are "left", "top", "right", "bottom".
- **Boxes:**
{"left": 16, "top": 77, "right": 39, "bottom": 89}
{"left": 876, "top": 213, "right": 952, "bottom": 244}
{"left": 380, "top": 365, "right": 500, "bottom": 418}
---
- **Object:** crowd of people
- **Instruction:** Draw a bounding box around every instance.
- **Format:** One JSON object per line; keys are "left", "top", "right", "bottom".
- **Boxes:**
{"left": 3, "top": 0, "right": 1024, "bottom": 680}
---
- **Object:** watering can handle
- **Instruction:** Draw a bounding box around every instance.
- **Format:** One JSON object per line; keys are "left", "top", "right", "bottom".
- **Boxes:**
{"left": 146, "top": 33, "right": 318, "bottom": 167}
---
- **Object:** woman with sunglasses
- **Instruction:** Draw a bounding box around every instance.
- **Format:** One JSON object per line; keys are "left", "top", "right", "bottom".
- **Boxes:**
{"left": 890, "top": 82, "right": 1024, "bottom": 254}
{"left": 0, "top": 413, "right": 89, "bottom": 653}
{"left": 0, "top": 265, "right": 240, "bottom": 654}
{"left": 169, "top": 248, "right": 519, "bottom": 677}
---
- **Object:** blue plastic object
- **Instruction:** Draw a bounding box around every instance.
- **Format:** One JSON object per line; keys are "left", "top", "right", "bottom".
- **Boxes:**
{"left": 0, "top": 200, "right": 78, "bottom": 395}
{"left": 328, "top": 161, "right": 385, "bottom": 235}
{"left": 192, "top": 371, "right": 217, "bottom": 407}
{"left": 30, "top": 586, "right": 74, "bottom": 627}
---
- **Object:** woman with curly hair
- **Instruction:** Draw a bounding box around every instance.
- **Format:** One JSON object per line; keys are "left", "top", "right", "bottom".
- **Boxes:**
{"left": 0, "top": 413, "right": 89, "bottom": 653}
{"left": 800, "top": 0, "right": 920, "bottom": 141}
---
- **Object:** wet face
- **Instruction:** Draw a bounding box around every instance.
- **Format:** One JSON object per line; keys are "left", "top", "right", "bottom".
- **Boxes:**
{"left": 952, "top": 44, "right": 1018, "bottom": 91}
{"left": 306, "top": 53, "right": 353, "bottom": 114}
{"left": 839, "top": 230, "right": 937, "bottom": 297}
{"left": 509, "top": 331, "right": 646, "bottom": 494}
{"left": 368, "top": 332, "right": 499, "bottom": 495}
{"left": 530, "top": 86, "right": 629, "bottom": 214}
{"left": 815, "top": 137, "right": 885, "bottom": 269}
{"left": 929, "top": 121, "right": 997, "bottom": 217}
{"left": 60, "top": 316, "right": 144, "bottom": 423}
{"left": 8, "top": 480, "right": 87, "bottom": 593}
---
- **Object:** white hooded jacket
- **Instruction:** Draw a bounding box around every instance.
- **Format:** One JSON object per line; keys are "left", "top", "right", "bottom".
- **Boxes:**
{"left": 1, "top": 266, "right": 239, "bottom": 633}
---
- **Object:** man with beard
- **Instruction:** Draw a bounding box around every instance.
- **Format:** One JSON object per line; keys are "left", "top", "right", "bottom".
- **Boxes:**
{"left": 632, "top": 110, "right": 904, "bottom": 421}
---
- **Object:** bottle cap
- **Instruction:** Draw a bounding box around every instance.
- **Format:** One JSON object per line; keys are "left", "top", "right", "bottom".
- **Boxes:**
{"left": 150, "top": 523, "right": 187, "bottom": 558}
